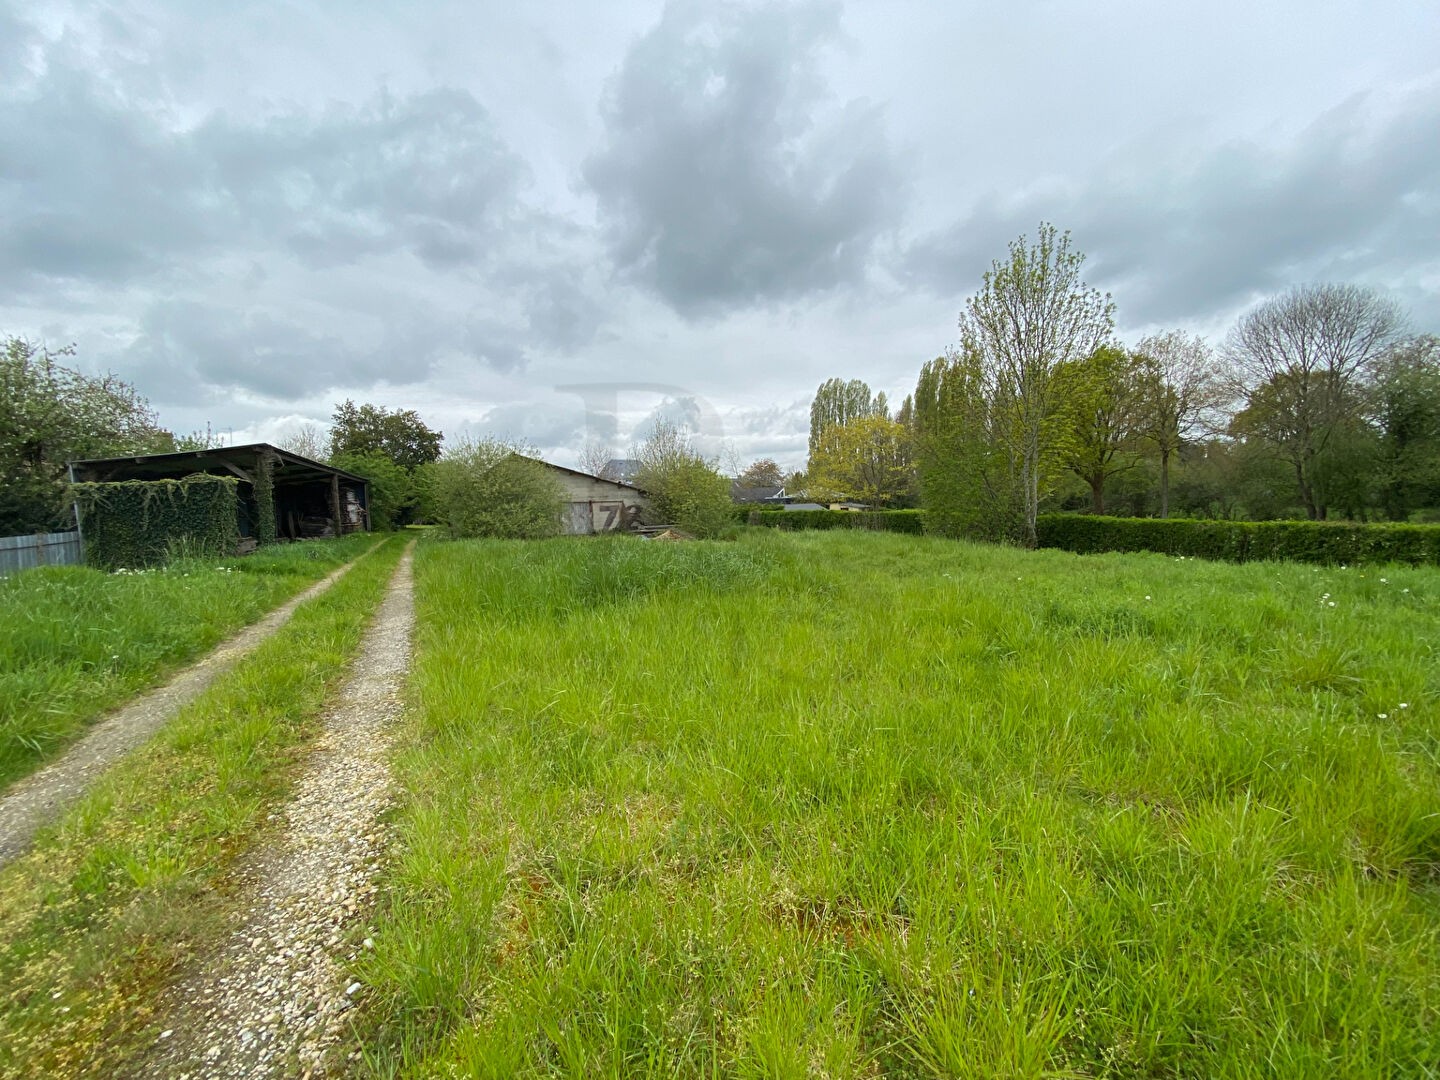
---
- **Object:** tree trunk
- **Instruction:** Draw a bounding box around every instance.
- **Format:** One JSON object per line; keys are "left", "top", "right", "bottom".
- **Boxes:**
{"left": 1089, "top": 474, "right": 1105, "bottom": 515}
{"left": 1159, "top": 451, "right": 1170, "bottom": 518}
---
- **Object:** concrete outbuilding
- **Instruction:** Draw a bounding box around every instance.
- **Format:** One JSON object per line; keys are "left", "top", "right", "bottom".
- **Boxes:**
{"left": 529, "top": 459, "right": 651, "bottom": 534}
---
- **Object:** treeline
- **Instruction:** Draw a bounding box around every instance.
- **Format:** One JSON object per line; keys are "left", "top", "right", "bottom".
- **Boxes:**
{"left": 794, "top": 224, "right": 1438, "bottom": 545}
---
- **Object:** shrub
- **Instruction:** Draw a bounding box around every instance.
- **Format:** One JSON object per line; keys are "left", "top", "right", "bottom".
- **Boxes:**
{"left": 429, "top": 440, "right": 566, "bottom": 539}
{"left": 70, "top": 475, "right": 240, "bottom": 569}
{"left": 633, "top": 422, "right": 734, "bottom": 538}
{"left": 1035, "top": 514, "right": 1440, "bottom": 566}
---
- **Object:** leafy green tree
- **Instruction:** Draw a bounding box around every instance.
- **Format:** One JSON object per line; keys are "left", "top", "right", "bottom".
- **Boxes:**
{"left": 806, "top": 415, "right": 913, "bottom": 506}
{"left": 808, "top": 378, "right": 888, "bottom": 468}
{"left": 633, "top": 420, "right": 734, "bottom": 538}
{"left": 1370, "top": 335, "right": 1440, "bottom": 521}
{"left": 1, "top": 338, "right": 172, "bottom": 533}
{"left": 912, "top": 349, "right": 1021, "bottom": 541}
{"left": 957, "top": 223, "right": 1115, "bottom": 545}
{"left": 329, "top": 400, "right": 442, "bottom": 469}
{"left": 429, "top": 439, "right": 565, "bottom": 539}
{"left": 1224, "top": 284, "right": 1407, "bottom": 520}
{"left": 1055, "top": 344, "right": 1144, "bottom": 514}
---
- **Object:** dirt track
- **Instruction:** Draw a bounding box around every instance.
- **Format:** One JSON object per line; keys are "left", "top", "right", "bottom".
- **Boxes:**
{"left": 0, "top": 549, "right": 376, "bottom": 871}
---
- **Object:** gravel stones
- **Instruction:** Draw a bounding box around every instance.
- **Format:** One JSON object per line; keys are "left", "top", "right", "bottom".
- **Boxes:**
{"left": 146, "top": 543, "right": 415, "bottom": 1078}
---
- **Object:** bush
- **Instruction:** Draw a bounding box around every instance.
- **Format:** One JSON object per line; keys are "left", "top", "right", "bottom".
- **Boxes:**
{"left": 1035, "top": 514, "right": 1440, "bottom": 566}
{"left": 633, "top": 422, "right": 734, "bottom": 538}
{"left": 430, "top": 440, "right": 565, "bottom": 539}
{"left": 71, "top": 475, "right": 240, "bottom": 569}
{"left": 745, "top": 509, "right": 927, "bottom": 535}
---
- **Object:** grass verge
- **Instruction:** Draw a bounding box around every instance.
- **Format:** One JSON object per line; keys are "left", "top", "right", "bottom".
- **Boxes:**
{"left": 0, "top": 534, "right": 407, "bottom": 1078}
{"left": 354, "top": 530, "right": 1437, "bottom": 1077}
{"left": 0, "top": 533, "right": 380, "bottom": 790}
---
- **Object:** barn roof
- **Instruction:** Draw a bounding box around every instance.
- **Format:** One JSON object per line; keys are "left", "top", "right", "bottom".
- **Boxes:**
{"left": 69, "top": 442, "right": 369, "bottom": 486}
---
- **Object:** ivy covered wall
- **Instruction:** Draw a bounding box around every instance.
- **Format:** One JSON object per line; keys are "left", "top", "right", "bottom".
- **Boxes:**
{"left": 71, "top": 475, "right": 241, "bottom": 568}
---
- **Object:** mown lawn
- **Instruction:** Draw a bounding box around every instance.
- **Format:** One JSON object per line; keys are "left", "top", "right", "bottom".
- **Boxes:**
{"left": 358, "top": 529, "right": 1439, "bottom": 1077}
{"left": 0, "top": 533, "right": 378, "bottom": 790}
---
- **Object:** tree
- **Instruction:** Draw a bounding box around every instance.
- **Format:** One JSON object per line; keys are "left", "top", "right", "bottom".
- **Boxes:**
{"left": 806, "top": 415, "right": 913, "bottom": 506}
{"left": 1133, "top": 331, "right": 1223, "bottom": 517}
{"left": 633, "top": 419, "right": 733, "bottom": 538}
{"left": 808, "top": 378, "right": 887, "bottom": 466}
{"left": 737, "top": 458, "right": 784, "bottom": 488}
{"left": 957, "top": 224, "right": 1115, "bottom": 546}
{"left": 1224, "top": 283, "right": 1407, "bottom": 520}
{"left": 579, "top": 438, "right": 616, "bottom": 478}
{"left": 1055, "top": 344, "right": 1144, "bottom": 515}
{"left": 277, "top": 423, "right": 328, "bottom": 462}
{"left": 1, "top": 338, "right": 172, "bottom": 534}
{"left": 429, "top": 438, "right": 565, "bottom": 539}
{"left": 329, "top": 400, "right": 442, "bottom": 469}
{"left": 1369, "top": 334, "right": 1440, "bottom": 521}
{"left": 912, "top": 349, "right": 1021, "bottom": 541}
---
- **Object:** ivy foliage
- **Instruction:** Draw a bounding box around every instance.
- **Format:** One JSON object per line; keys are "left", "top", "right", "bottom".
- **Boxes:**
{"left": 71, "top": 475, "right": 240, "bottom": 569}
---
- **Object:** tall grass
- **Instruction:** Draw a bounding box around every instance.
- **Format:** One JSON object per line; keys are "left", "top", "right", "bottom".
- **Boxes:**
{"left": 0, "top": 533, "right": 377, "bottom": 789}
{"left": 357, "top": 531, "right": 1438, "bottom": 1076}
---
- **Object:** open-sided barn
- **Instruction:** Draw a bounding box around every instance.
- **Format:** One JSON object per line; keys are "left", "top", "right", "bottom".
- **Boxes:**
{"left": 69, "top": 443, "right": 371, "bottom": 543}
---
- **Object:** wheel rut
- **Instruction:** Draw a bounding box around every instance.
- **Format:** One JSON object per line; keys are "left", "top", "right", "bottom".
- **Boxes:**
{"left": 142, "top": 541, "right": 415, "bottom": 1079}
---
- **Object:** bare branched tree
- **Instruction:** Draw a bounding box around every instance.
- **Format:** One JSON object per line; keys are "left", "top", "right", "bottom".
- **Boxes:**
{"left": 1134, "top": 331, "right": 1224, "bottom": 517}
{"left": 579, "top": 438, "right": 615, "bottom": 477}
{"left": 276, "top": 423, "right": 328, "bottom": 462}
{"left": 1225, "top": 284, "right": 1407, "bottom": 520}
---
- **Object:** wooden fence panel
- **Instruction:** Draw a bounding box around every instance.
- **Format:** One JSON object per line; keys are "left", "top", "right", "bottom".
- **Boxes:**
{"left": 0, "top": 531, "right": 83, "bottom": 574}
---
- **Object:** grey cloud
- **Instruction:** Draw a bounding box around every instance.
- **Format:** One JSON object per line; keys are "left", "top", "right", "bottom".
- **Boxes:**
{"left": 906, "top": 83, "right": 1440, "bottom": 329}
{"left": 1, "top": 33, "right": 529, "bottom": 292}
{"left": 583, "top": 0, "right": 902, "bottom": 316}
{"left": 121, "top": 299, "right": 436, "bottom": 405}
{"left": 473, "top": 401, "right": 585, "bottom": 450}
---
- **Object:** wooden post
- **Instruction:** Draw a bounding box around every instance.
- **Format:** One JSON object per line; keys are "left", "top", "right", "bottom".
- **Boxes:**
{"left": 330, "top": 474, "right": 342, "bottom": 536}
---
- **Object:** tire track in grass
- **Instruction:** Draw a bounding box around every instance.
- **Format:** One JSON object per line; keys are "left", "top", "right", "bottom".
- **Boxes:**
{"left": 144, "top": 541, "right": 414, "bottom": 1078}
{"left": 0, "top": 540, "right": 383, "bottom": 871}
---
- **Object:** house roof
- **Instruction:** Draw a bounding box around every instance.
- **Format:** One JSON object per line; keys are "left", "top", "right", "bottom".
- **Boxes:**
{"left": 600, "top": 458, "right": 642, "bottom": 484}
{"left": 69, "top": 442, "right": 370, "bottom": 486}
{"left": 730, "top": 483, "right": 785, "bottom": 503}
{"left": 783, "top": 502, "right": 827, "bottom": 511}
{"left": 519, "top": 455, "right": 647, "bottom": 494}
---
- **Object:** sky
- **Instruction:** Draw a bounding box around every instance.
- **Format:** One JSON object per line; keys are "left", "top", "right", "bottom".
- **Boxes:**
{"left": 3, "top": 0, "right": 1437, "bottom": 470}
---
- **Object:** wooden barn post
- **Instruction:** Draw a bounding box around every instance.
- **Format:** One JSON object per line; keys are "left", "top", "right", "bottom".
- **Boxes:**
{"left": 330, "top": 474, "right": 341, "bottom": 536}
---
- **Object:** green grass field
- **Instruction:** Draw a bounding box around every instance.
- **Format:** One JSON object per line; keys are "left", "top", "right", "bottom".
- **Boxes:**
{"left": 357, "top": 530, "right": 1439, "bottom": 1077}
{"left": 0, "top": 533, "right": 377, "bottom": 790}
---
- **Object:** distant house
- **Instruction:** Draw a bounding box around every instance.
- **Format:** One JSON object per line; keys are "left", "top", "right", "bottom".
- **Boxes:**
{"left": 599, "top": 458, "right": 642, "bottom": 485}
{"left": 69, "top": 443, "right": 370, "bottom": 541}
{"left": 527, "top": 458, "right": 652, "bottom": 535}
{"left": 782, "top": 502, "right": 828, "bottom": 511}
{"left": 730, "top": 482, "right": 789, "bottom": 504}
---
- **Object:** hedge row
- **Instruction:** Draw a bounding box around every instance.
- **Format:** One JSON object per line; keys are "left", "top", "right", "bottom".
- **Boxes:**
{"left": 1036, "top": 514, "right": 1440, "bottom": 566}
{"left": 743, "top": 508, "right": 927, "bottom": 535}
{"left": 71, "top": 475, "right": 241, "bottom": 569}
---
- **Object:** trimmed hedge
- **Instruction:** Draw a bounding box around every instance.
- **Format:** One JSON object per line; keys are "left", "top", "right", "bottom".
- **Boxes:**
{"left": 71, "top": 475, "right": 241, "bottom": 569}
{"left": 744, "top": 508, "right": 927, "bottom": 535}
{"left": 1036, "top": 514, "right": 1440, "bottom": 566}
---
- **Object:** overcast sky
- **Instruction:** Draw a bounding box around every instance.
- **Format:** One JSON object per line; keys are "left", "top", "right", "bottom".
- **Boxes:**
{"left": 3, "top": 1, "right": 1436, "bottom": 469}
